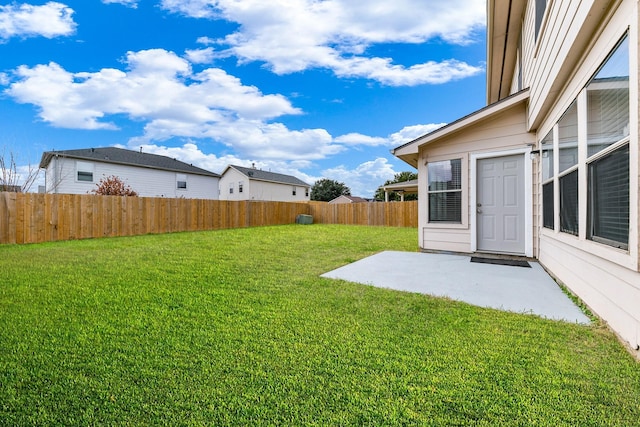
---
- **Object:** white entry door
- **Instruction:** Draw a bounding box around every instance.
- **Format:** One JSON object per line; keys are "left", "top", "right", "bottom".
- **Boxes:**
{"left": 477, "top": 154, "right": 525, "bottom": 254}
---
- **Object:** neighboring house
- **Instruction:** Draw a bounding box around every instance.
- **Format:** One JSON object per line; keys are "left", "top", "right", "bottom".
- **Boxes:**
{"left": 392, "top": 0, "right": 640, "bottom": 350}
{"left": 39, "top": 147, "right": 220, "bottom": 199}
{"left": 328, "top": 195, "right": 369, "bottom": 204}
{"left": 381, "top": 179, "right": 418, "bottom": 202}
{"left": 219, "top": 164, "right": 310, "bottom": 202}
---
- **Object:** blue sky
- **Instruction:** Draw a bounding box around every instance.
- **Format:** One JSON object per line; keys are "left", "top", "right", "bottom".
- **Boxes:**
{"left": 0, "top": 0, "right": 487, "bottom": 197}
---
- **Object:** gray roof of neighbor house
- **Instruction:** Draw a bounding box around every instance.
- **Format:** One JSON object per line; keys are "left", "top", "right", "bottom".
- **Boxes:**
{"left": 226, "top": 165, "right": 310, "bottom": 187}
{"left": 39, "top": 147, "right": 220, "bottom": 177}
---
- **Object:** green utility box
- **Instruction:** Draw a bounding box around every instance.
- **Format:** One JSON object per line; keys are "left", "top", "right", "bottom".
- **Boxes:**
{"left": 296, "top": 214, "right": 313, "bottom": 225}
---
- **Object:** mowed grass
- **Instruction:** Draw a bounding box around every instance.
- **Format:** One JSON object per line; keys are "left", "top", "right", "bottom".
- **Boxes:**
{"left": 1, "top": 225, "right": 639, "bottom": 426}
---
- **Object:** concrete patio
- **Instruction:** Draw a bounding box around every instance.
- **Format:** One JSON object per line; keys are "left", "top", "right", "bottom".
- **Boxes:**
{"left": 321, "top": 251, "right": 590, "bottom": 324}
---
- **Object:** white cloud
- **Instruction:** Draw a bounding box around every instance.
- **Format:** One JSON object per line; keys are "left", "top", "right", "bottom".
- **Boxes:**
{"left": 0, "top": 2, "right": 76, "bottom": 41}
{"left": 321, "top": 157, "right": 399, "bottom": 198}
{"left": 184, "top": 47, "right": 215, "bottom": 64}
{"left": 102, "top": 0, "right": 138, "bottom": 8}
{"left": 196, "top": 36, "right": 216, "bottom": 45}
{"left": 160, "top": 0, "right": 485, "bottom": 86}
{"left": 334, "top": 133, "right": 388, "bottom": 147}
{"left": 4, "top": 48, "right": 351, "bottom": 160}
{"left": 389, "top": 123, "right": 447, "bottom": 146}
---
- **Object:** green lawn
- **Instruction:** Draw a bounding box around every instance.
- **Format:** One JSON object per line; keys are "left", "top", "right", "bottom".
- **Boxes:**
{"left": 1, "top": 225, "right": 639, "bottom": 426}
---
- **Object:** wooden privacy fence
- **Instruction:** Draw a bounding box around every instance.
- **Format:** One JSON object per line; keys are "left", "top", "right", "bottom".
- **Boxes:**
{"left": 308, "top": 201, "right": 418, "bottom": 228}
{"left": 0, "top": 192, "right": 417, "bottom": 244}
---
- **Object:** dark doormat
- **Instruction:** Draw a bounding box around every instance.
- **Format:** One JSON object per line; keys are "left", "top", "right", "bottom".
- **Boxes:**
{"left": 470, "top": 257, "right": 531, "bottom": 268}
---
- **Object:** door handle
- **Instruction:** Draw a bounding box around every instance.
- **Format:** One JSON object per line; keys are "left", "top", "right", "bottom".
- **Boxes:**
{"left": 477, "top": 207, "right": 482, "bottom": 213}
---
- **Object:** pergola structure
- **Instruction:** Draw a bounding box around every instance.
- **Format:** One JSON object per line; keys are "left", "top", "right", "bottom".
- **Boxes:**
{"left": 381, "top": 179, "right": 418, "bottom": 202}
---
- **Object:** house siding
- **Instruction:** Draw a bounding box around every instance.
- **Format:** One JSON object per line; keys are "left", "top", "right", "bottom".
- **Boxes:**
{"left": 219, "top": 168, "right": 248, "bottom": 201}
{"left": 45, "top": 157, "right": 219, "bottom": 199}
{"left": 526, "top": 0, "right": 624, "bottom": 129}
{"left": 531, "top": 0, "right": 640, "bottom": 348}
{"left": 539, "top": 236, "right": 640, "bottom": 348}
{"left": 417, "top": 103, "right": 536, "bottom": 254}
{"left": 219, "top": 167, "right": 310, "bottom": 202}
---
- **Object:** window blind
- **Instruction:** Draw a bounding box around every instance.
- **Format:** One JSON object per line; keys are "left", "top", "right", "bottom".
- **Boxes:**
{"left": 588, "top": 144, "right": 629, "bottom": 248}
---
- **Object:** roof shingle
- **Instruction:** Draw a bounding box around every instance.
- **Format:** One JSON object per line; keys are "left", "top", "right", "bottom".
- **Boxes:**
{"left": 39, "top": 147, "right": 220, "bottom": 177}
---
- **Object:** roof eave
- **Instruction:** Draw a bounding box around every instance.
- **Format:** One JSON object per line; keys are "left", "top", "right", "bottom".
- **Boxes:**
{"left": 487, "top": 0, "right": 526, "bottom": 104}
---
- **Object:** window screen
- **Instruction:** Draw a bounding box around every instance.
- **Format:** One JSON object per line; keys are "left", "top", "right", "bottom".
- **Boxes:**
{"left": 588, "top": 144, "right": 629, "bottom": 249}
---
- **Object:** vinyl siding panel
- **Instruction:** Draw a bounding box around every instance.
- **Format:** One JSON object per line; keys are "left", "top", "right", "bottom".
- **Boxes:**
{"left": 526, "top": 0, "right": 626, "bottom": 129}
{"left": 539, "top": 235, "right": 640, "bottom": 348}
{"left": 45, "top": 157, "right": 219, "bottom": 199}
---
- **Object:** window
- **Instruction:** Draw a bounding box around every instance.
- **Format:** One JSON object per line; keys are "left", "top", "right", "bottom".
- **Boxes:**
{"left": 586, "top": 35, "right": 630, "bottom": 249}
{"left": 587, "top": 36, "right": 629, "bottom": 157}
{"left": 176, "top": 174, "right": 187, "bottom": 190}
{"left": 535, "top": 0, "right": 548, "bottom": 40}
{"left": 305, "top": 188, "right": 309, "bottom": 197}
{"left": 542, "top": 33, "right": 630, "bottom": 250}
{"left": 76, "top": 161, "right": 94, "bottom": 182}
{"left": 557, "top": 101, "right": 578, "bottom": 236}
{"left": 239, "top": 181, "right": 244, "bottom": 193}
{"left": 558, "top": 101, "right": 578, "bottom": 173}
{"left": 229, "top": 183, "right": 234, "bottom": 194}
{"left": 427, "top": 159, "right": 462, "bottom": 223}
{"left": 540, "top": 130, "right": 554, "bottom": 229}
{"left": 588, "top": 144, "right": 629, "bottom": 249}
{"left": 292, "top": 187, "right": 297, "bottom": 196}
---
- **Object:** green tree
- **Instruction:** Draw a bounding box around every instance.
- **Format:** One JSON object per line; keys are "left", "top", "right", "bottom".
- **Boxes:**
{"left": 374, "top": 171, "right": 418, "bottom": 202}
{"left": 310, "top": 178, "right": 351, "bottom": 201}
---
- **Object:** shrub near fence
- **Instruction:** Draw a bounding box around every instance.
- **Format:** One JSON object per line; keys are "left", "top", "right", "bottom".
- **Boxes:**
{"left": 0, "top": 192, "right": 417, "bottom": 244}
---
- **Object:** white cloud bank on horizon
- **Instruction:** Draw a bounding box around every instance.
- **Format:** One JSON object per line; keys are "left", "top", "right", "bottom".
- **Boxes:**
{"left": 0, "top": 1, "right": 76, "bottom": 41}
{"left": 161, "top": 0, "right": 486, "bottom": 86}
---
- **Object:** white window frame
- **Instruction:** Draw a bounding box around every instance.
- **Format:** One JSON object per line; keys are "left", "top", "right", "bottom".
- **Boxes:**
{"left": 176, "top": 174, "right": 187, "bottom": 190}
{"left": 426, "top": 158, "right": 463, "bottom": 224}
{"left": 76, "top": 161, "right": 94, "bottom": 183}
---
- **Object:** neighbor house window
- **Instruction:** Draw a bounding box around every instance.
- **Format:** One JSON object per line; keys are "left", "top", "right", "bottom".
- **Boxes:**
{"left": 229, "top": 183, "right": 234, "bottom": 194}
{"left": 292, "top": 187, "right": 297, "bottom": 196}
{"left": 238, "top": 181, "right": 244, "bottom": 193}
{"left": 76, "top": 161, "right": 94, "bottom": 182}
{"left": 427, "top": 159, "right": 462, "bottom": 223}
{"left": 176, "top": 174, "right": 187, "bottom": 190}
{"left": 305, "top": 187, "right": 309, "bottom": 197}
